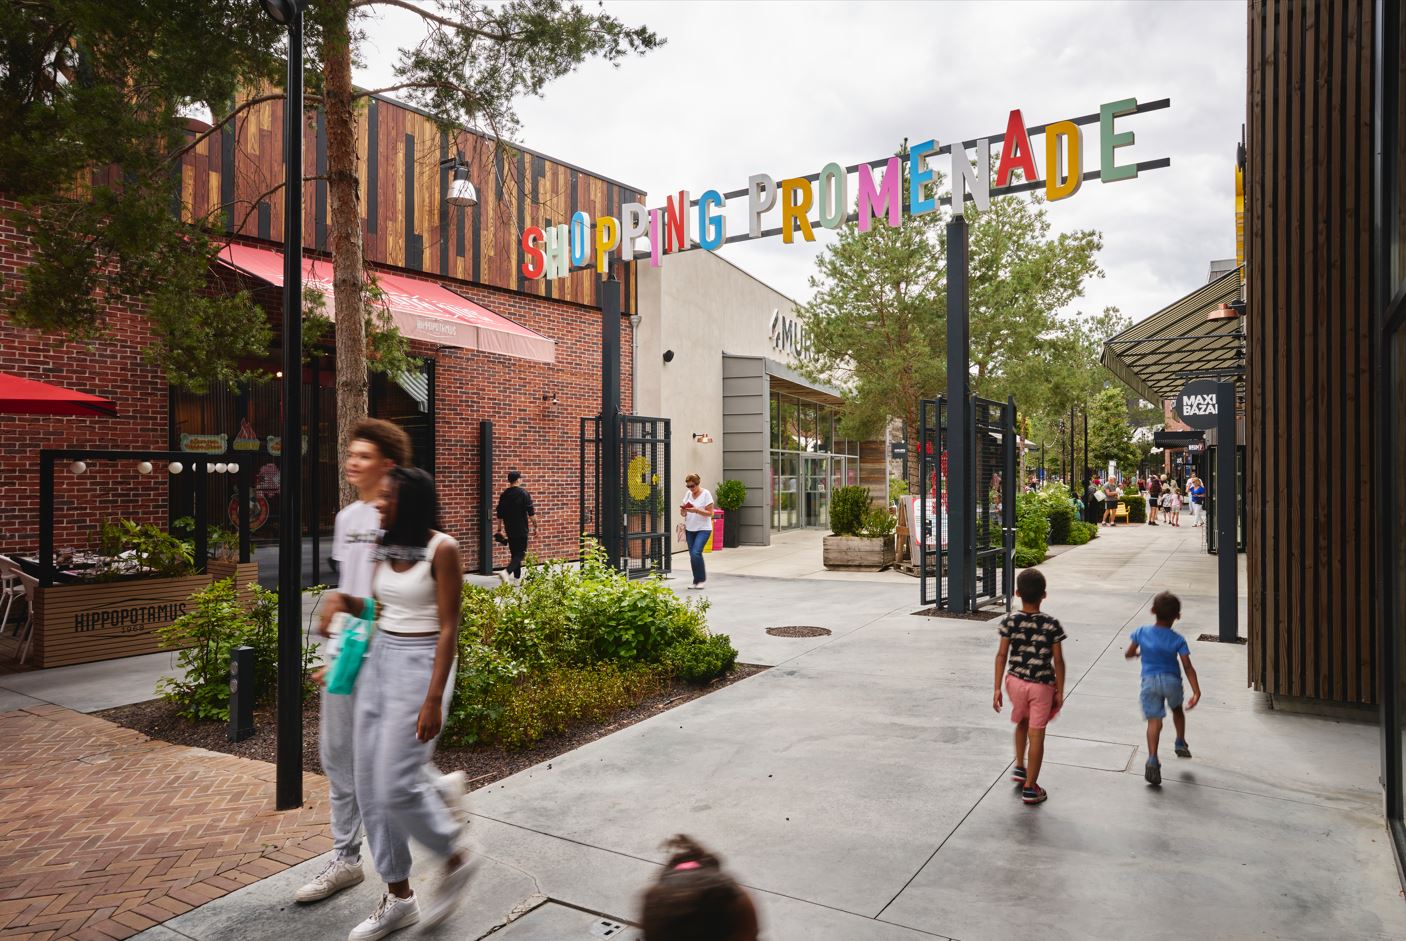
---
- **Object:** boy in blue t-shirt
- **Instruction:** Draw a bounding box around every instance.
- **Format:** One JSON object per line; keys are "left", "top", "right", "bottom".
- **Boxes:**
{"left": 1124, "top": 591, "right": 1202, "bottom": 786}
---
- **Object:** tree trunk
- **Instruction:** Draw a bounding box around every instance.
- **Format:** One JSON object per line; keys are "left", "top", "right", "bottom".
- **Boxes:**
{"left": 322, "top": 4, "right": 368, "bottom": 506}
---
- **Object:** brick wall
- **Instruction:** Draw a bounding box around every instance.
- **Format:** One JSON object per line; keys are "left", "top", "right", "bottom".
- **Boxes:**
{"left": 0, "top": 199, "right": 170, "bottom": 555}
{"left": 2, "top": 207, "right": 633, "bottom": 572}
{"left": 397, "top": 273, "right": 633, "bottom": 572}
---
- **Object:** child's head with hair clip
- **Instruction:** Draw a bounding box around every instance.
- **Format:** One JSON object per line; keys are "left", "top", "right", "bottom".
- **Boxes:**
{"left": 641, "top": 835, "right": 759, "bottom": 941}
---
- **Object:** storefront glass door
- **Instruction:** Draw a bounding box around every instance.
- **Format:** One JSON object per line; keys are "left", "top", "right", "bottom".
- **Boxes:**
{"left": 801, "top": 455, "right": 830, "bottom": 529}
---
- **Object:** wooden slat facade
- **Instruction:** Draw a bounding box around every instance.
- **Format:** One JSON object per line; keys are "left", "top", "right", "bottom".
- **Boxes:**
{"left": 1246, "top": 0, "right": 1377, "bottom": 705}
{"left": 171, "top": 90, "right": 642, "bottom": 312}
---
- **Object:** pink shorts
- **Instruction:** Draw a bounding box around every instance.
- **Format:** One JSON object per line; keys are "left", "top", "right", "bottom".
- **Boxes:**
{"left": 1006, "top": 675, "right": 1059, "bottom": 729}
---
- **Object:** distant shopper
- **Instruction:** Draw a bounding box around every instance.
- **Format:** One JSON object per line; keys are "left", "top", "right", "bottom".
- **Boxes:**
{"left": 680, "top": 473, "right": 715, "bottom": 590}
{"left": 993, "top": 568, "right": 1067, "bottom": 806}
{"left": 1125, "top": 591, "right": 1201, "bottom": 786}
{"left": 1188, "top": 474, "right": 1206, "bottom": 526}
{"left": 1101, "top": 478, "right": 1119, "bottom": 526}
{"left": 1147, "top": 474, "right": 1163, "bottom": 525}
{"left": 319, "top": 467, "right": 475, "bottom": 939}
{"left": 297, "top": 418, "right": 411, "bottom": 907}
{"left": 640, "top": 835, "right": 760, "bottom": 941}
{"left": 1083, "top": 479, "right": 1099, "bottom": 524}
{"left": 495, "top": 470, "right": 535, "bottom": 586}
{"left": 1168, "top": 482, "right": 1183, "bottom": 527}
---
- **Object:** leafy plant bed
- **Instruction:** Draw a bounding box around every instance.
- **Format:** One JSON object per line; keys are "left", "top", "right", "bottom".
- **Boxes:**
{"left": 97, "top": 663, "right": 766, "bottom": 791}
{"left": 912, "top": 607, "right": 1004, "bottom": 621}
{"left": 1196, "top": 634, "right": 1248, "bottom": 645}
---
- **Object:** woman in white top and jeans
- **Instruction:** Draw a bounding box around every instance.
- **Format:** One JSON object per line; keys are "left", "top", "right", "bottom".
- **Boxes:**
{"left": 319, "top": 467, "right": 473, "bottom": 941}
{"left": 680, "top": 473, "right": 715, "bottom": 589}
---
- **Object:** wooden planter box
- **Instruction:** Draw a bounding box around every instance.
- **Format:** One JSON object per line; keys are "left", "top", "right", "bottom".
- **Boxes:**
{"left": 28, "top": 561, "right": 260, "bottom": 668}
{"left": 822, "top": 535, "right": 895, "bottom": 572}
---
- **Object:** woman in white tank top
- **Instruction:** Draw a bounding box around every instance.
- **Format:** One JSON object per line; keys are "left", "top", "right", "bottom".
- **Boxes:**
{"left": 319, "top": 467, "right": 474, "bottom": 940}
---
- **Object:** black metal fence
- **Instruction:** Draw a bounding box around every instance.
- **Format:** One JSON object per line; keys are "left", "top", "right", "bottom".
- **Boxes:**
{"left": 916, "top": 396, "right": 1016, "bottom": 611}
{"left": 580, "top": 415, "right": 672, "bottom": 578}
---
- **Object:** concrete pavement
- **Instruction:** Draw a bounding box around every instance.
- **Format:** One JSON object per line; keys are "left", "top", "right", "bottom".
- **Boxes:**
{"left": 126, "top": 523, "right": 1403, "bottom": 940}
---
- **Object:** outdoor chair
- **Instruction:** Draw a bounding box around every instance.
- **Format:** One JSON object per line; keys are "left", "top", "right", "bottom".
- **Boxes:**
{"left": 0, "top": 556, "right": 24, "bottom": 636}
{"left": 11, "top": 569, "right": 38, "bottom": 665}
{"left": 1114, "top": 503, "right": 1130, "bottom": 524}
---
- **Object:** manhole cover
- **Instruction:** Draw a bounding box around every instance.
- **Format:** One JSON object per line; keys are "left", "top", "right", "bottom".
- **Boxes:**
{"left": 766, "top": 626, "right": 832, "bottom": 637}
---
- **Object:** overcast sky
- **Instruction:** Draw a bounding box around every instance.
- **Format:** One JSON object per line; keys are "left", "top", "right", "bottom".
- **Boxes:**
{"left": 356, "top": 0, "right": 1245, "bottom": 325}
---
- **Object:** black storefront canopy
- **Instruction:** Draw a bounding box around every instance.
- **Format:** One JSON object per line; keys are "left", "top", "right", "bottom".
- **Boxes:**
{"left": 1153, "top": 429, "right": 1205, "bottom": 449}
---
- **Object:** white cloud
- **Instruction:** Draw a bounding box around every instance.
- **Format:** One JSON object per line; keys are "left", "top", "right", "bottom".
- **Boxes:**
{"left": 353, "top": 0, "right": 1245, "bottom": 325}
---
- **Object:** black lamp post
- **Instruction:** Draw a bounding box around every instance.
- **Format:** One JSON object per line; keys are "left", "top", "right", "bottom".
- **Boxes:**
{"left": 262, "top": 0, "right": 307, "bottom": 812}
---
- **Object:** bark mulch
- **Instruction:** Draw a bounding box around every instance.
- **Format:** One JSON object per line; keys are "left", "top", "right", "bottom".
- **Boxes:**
{"left": 97, "top": 664, "right": 767, "bottom": 792}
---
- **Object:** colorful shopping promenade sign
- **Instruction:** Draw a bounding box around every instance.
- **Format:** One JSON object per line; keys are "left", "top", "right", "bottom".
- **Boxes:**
{"left": 521, "top": 97, "right": 1170, "bottom": 279}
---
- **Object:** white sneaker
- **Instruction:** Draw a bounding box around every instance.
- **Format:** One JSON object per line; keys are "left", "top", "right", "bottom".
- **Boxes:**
{"left": 421, "top": 857, "right": 479, "bottom": 930}
{"left": 295, "top": 855, "right": 364, "bottom": 903}
{"left": 348, "top": 893, "right": 419, "bottom": 941}
{"left": 497, "top": 570, "right": 509, "bottom": 585}
{"left": 437, "top": 770, "right": 470, "bottom": 821}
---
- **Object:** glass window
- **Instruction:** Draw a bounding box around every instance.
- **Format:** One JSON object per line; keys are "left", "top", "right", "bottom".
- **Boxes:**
{"left": 820, "top": 408, "right": 836, "bottom": 454}
{"left": 780, "top": 397, "right": 799, "bottom": 452}
{"left": 769, "top": 392, "right": 781, "bottom": 450}
{"left": 804, "top": 399, "right": 821, "bottom": 450}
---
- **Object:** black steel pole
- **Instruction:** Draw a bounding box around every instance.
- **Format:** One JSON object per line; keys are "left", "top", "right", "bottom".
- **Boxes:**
{"left": 601, "top": 276, "right": 623, "bottom": 571}
{"left": 1216, "top": 381, "right": 1238, "bottom": 642}
{"left": 310, "top": 352, "right": 320, "bottom": 585}
{"left": 1082, "top": 409, "right": 1089, "bottom": 485}
{"left": 1002, "top": 397, "right": 1017, "bottom": 611}
{"left": 275, "top": 12, "right": 305, "bottom": 812}
{"left": 479, "top": 420, "right": 494, "bottom": 576}
{"left": 946, "top": 217, "right": 971, "bottom": 612}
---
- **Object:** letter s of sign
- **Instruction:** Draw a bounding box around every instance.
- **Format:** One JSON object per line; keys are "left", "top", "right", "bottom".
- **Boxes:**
{"left": 520, "top": 226, "right": 546, "bottom": 279}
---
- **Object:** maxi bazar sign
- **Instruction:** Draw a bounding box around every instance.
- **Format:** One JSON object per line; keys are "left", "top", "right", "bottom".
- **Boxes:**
{"left": 520, "top": 97, "right": 1169, "bottom": 279}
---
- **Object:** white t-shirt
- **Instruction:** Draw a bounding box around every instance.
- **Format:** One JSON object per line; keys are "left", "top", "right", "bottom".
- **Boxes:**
{"left": 326, "top": 500, "right": 381, "bottom": 658}
{"left": 682, "top": 488, "right": 715, "bottom": 532}
{"left": 332, "top": 499, "right": 381, "bottom": 597}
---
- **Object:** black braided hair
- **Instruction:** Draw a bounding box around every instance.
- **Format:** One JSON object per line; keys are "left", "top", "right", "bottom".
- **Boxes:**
{"left": 641, "top": 835, "right": 753, "bottom": 941}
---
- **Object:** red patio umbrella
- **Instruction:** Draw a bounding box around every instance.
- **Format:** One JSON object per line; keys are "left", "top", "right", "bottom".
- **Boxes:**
{"left": 0, "top": 371, "right": 118, "bottom": 417}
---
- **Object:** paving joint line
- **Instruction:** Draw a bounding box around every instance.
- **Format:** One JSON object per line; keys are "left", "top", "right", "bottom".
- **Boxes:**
{"left": 465, "top": 812, "right": 955, "bottom": 937}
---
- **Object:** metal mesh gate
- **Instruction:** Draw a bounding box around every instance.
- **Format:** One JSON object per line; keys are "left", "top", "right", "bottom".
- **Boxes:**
{"left": 917, "top": 395, "right": 1016, "bottom": 611}
{"left": 580, "top": 415, "right": 672, "bottom": 577}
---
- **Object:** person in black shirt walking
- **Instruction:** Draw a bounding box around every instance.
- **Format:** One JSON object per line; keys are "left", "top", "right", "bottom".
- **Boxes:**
{"left": 495, "top": 470, "right": 535, "bottom": 585}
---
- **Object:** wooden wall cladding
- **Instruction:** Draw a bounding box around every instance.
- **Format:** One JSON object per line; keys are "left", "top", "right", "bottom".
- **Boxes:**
{"left": 1245, "top": 0, "right": 1377, "bottom": 704}
{"left": 174, "top": 91, "right": 643, "bottom": 312}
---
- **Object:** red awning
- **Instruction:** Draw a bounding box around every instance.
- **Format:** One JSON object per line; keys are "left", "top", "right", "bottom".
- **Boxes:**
{"left": 216, "top": 242, "right": 556, "bottom": 364}
{"left": 0, "top": 371, "right": 118, "bottom": 417}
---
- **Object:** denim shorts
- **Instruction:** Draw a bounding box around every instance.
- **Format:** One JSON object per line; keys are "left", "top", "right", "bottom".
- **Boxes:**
{"left": 1140, "top": 673, "right": 1184, "bottom": 719}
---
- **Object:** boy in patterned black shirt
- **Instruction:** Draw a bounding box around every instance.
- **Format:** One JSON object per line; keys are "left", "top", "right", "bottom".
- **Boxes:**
{"left": 993, "top": 568, "right": 1067, "bottom": 805}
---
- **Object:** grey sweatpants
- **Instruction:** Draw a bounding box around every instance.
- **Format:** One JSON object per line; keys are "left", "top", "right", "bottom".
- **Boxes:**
{"left": 320, "top": 686, "right": 363, "bottom": 860}
{"left": 354, "top": 632, "right": 460, "bottom": 884}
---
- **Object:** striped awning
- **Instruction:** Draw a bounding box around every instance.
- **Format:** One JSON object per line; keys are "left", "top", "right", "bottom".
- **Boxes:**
{"left": 1100, "top": 267, "right": 1245, "bottom": 404}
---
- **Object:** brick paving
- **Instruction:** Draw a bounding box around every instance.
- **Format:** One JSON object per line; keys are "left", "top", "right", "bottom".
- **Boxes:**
{"left": 0, "top": 704, "right": 330, "bottom": 941}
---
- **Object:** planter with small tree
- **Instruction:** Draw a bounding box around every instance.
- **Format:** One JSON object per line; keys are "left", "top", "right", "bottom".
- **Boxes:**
{"left": 823, "top": 486, "right": 896, "bottom": 571}
{"left": 714, "top": 479, "right": 747, "bottom": 548}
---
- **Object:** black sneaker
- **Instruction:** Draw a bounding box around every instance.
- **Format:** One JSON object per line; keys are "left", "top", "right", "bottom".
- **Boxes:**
{"left": 1021, "top": 785, "right": 1048, "bottom": 805}
{"left": 1144, "top": 758, "right": 1162, "bottom": 785}
{"left": 1011, "top": 766, "right": 1026, "bottom": 784}
{"left": 1174, "top": 740, "right": 1192, "bottom": 759}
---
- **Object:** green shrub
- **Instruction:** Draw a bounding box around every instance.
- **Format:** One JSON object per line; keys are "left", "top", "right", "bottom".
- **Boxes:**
{"left": 156, "top": 578, "right": 315, "bottom": 721}
{"left": 888, "top": 477, "right": 910, "bottom": 499}
{"left": 98, "top": 518, "right": 196, "bottom": 579}
{"left": 448, "top": 540, "right": 733, "bottom": 747}
{"left": 1120, "top": 494, "right": 1147, "bottom": 523}
{"left": 859, "top": 506, "right": 897, "bottom": 537}
{"left": 830, "top": 486, "right": 871, "bottom": 536}
{"left": 1069, "top": 521, "right": 1098, "bottom": 545}
{"left": 664, "top": 633, "right": 739, "bottom": 684}
{"left": 1013, "top": 492, "right": 1050, "bottom": 566}
{"left": 451, "top": 662, "right": 667, "bottom": 749}
{"left": 714, "top": 479, "right": 747, "bottom": 512}
{"left": 1046, "top": 504, "right": 1074, "bottom": 545}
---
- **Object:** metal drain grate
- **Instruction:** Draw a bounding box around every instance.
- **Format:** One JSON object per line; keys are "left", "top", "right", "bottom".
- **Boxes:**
{"left": 766, "top": 626, "right": 832, "bottom": 638}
